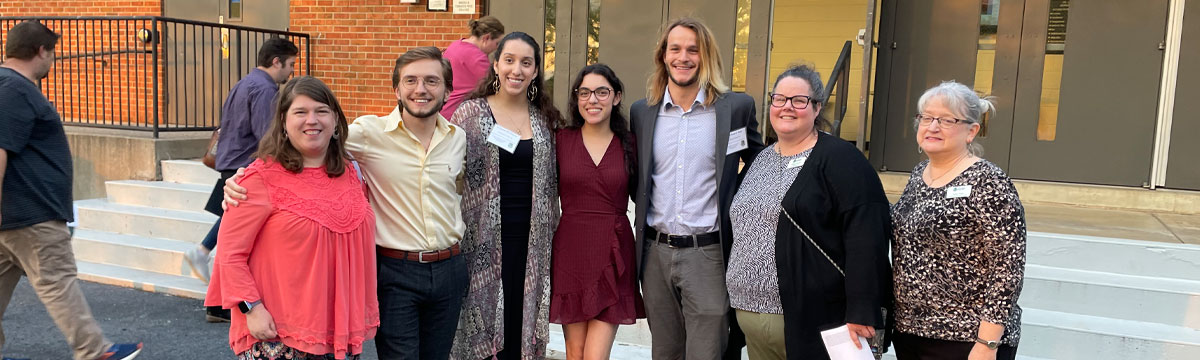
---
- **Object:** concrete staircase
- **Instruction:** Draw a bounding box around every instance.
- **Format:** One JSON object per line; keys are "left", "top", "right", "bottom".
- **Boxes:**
{"left": 1016, "top": 232, "right": 1200, "bottom": 359}
{"left": 72, "top": 159, "right": 218, "bottom": 299}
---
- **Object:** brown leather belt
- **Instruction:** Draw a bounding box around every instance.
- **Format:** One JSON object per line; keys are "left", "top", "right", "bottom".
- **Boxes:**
{"left": 377, "top": 244, "right": 461, "bottom": 263}
{"left": 646, "top": 228, "right": 720, "bottom": 248}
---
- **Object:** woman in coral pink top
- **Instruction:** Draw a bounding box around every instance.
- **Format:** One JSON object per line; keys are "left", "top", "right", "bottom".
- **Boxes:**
{"left": 206, "top": 76, "right": 378, "bottom": 360}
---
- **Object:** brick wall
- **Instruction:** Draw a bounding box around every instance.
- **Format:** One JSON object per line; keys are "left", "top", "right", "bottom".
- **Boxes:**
{"left": 2, "top": 1, "right": 161, "bottom": 126}
{"left": 0, "top": 1, "right": 160, "bottom": 17}
{"left": 290, "top": 0, "right": 482, "bottom": 119}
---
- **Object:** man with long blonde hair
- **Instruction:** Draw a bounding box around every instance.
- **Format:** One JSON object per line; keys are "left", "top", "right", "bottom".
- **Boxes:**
{"left": 629, "top": 17, "right": 764, "bottom": 360}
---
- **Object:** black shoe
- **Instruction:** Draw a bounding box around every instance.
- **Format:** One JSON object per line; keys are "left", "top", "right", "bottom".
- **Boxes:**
{"left": 206, "top": 306, "right": 231, "bottom": 323}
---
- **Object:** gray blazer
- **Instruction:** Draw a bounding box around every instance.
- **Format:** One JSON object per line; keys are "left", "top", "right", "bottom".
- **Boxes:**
{"left": 629, "top": 91, "right": 765, "bottom": 273}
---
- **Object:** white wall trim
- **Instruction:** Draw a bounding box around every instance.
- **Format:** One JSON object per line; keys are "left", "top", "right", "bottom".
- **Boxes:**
{"left": 1150, "top": 0, "right": 1186, "bottom": 188}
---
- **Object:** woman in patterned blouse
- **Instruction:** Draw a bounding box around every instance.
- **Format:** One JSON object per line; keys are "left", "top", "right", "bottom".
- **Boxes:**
{"left": 727, "top": 64, "right": 892, "bottom": 359}
{"left": 890, "top": 81, "right": 1026, "bottom": 360}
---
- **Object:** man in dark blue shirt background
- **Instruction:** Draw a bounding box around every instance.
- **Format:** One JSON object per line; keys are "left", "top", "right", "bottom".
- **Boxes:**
{"left": 0, "top": 20, "right": 143, "bottom": 360}
{"left": 184, "top": 37, "right": 298, "bottom": 322}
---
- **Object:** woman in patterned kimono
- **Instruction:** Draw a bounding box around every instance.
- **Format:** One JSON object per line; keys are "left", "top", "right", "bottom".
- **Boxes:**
{"left": 450, "top": 32, "right": 563, "bottom": 360}
{"left": 890, "top": 81, "right": 1025, "bottom": 360}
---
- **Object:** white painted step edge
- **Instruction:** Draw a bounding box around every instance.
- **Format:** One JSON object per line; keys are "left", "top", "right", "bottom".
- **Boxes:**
{"left": 1029, "top": 230, "right": 1200, "bottom": 252}
{"left": 1025, "top": 264, "right": 1200, "bottom": 295}
{"left": 107, "top": 179, "right": 212, "bottom": 193}
{"left": 1022, "top": 308, "right": 1200, "bottom": 346}
{"left": 76, "top": 261, "right": 208, "bottom": 300}
{"left": 75, "top": 198, "right": 217, "bottom": 223}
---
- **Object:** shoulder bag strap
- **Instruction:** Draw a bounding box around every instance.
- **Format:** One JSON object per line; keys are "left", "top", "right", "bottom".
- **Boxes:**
{"left": 782, "top": 208, "right": 844, "bottom": 277}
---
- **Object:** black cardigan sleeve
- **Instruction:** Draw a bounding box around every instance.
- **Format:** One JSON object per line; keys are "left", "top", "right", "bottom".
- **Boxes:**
{"left": 822, "top": 141, "right": 893, "bottom": 327}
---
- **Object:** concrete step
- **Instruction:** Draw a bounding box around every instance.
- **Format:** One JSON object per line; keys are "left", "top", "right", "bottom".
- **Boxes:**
{"left": 161, "top": 159, "right": 219, "bottom": 186}
{"left": 105, "top": 180, "right": 212, "bottom": 212}
{"left": 1020, "top": 308, "right": 1200, "bottom": 360}
{"left": 75, "top": 198, "right": 217, "bottom": 244}
{"left": 72, "top": 228, "right": 199, "bottom": 278}
{"left": 1027, "top": 231, "right": 1200, "bottom": 281}
{"left": 1023, "top": 264, "right": 1200, "bottom": 330}
{"left": 77, "top": 260, "right": 208, "bottom": 300}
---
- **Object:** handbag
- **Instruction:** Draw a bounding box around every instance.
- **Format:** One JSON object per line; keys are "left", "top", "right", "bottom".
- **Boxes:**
{"left": 202, "top": 128, "right": 220, "bottom": 169}
{"left": 782, "top": 208, "right": 891, "bottom": 359}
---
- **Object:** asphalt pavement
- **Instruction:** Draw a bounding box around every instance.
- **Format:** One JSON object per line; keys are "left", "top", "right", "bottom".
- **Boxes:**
{"left": 2, "top": 278, "right": 378, "bottom": 360}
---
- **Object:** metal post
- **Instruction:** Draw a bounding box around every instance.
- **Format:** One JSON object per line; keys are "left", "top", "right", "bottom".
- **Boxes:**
{"left": 151, "top": 18, "right": 160, "bottom": 138}
{"left": 857, "top": 0, "right": 878, "bottom": 152}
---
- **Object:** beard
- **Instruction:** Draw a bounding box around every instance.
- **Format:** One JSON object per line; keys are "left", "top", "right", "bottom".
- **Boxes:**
{"left": 400, "top": 98, "right": 445, "bottom": 119}
{"left": 668, "top": 70, "right": 698, "bottom": 88}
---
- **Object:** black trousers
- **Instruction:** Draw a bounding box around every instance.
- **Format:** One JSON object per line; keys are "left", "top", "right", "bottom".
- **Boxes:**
{"left": 375, "top": 252, "right": 469, "bottom": 360}
{"left": 893, "top": 332, "right": 1018, "bottom": 360}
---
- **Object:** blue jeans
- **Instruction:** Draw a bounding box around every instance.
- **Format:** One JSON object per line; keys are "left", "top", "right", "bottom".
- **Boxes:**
{"left": 201, "top": 217, "right": 221, "bottom": 251}
{"left": 375, "top": 251, "right": 469, "bottom": 360}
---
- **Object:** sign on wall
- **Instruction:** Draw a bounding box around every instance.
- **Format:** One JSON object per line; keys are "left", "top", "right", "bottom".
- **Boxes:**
{"left": 453, "top": 0, "right": 475, "bottom": 14}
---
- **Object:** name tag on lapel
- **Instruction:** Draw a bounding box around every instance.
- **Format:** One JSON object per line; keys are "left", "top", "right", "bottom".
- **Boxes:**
{"left": 487, "top": 125, "right": 521, "bottom": 153}
{"left": 946, "top": 185, "right": 972, "bottom": 199}
{"left": 726, "top": 127, "right": 748, "bottom": 155}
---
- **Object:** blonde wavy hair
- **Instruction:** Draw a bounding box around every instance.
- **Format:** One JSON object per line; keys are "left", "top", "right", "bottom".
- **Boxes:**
{"left": 646, "top": 17, "right": 728, "bottom": 106}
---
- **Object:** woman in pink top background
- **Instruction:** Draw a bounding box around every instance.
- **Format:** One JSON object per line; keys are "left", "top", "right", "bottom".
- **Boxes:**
{"left": 441, "top": 16, "right": 504, "bottom": 121}
{"left": 206, "top": 76, "right": 378, "bottom": 360}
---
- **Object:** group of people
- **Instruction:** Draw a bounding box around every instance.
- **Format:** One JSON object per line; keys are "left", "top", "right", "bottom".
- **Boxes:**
{"left": 0, "top": 15, "right": 1026, "bottom": 360}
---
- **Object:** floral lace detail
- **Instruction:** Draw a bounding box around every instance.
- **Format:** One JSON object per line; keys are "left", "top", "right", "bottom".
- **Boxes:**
{"left": 244, "top": 160, "right": 371, "bottom": 234}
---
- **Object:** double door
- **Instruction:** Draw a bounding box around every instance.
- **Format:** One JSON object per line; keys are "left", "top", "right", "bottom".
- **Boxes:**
{"left": 871, "top": 0, "right": 1170, "bottom": 187}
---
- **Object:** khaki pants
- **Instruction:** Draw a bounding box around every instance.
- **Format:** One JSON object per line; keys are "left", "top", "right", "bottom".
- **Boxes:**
{"left": 642, "top": 241, "right": 729, "bottom": 360}
{"left": 735, "top": 309, "right": 786, "bottom": 360}
{"left": 0, "top": 221, "right": 111, "bottom": 360}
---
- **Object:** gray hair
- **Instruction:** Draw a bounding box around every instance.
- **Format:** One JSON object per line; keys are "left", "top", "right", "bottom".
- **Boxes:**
{"left": 914, "top": 81, "right": 995, "bottom": 156}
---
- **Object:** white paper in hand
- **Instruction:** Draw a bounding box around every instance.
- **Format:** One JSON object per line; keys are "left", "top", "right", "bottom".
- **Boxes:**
{"left": 820, "top": 325, "right": 875, "bottom": 360}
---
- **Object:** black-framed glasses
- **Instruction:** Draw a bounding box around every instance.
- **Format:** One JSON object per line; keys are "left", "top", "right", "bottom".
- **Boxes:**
{"left": 769, "top": 93, "right": 813, "bottom": 109}
{"left": 401, "top": 77, "right": 444, "bottom": 90}
{"left": 914, "top": 114, "right": 967, "bottom": 129}
{"left": 575, "top": 87, "right": 613, "bottom": 101}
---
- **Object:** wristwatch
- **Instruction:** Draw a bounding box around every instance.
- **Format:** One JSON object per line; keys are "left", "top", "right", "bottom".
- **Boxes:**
{"left": 237, "top": 300, "right": 262, "bottom": 314}
{"left": 975, "top": 337, "right": 1000, "bottom": 350}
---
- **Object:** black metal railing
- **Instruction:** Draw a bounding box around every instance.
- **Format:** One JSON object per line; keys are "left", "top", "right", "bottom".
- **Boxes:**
{"left": 823, "top": 40, "right": 852, "bottom": 138}
{"left": 0, "top": 16, "right": 310, "bottom": 137}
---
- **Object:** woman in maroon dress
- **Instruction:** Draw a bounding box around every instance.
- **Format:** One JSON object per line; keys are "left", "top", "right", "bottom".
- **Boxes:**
{"left": 551, "top": 64, "right": 645, "bottom": 360}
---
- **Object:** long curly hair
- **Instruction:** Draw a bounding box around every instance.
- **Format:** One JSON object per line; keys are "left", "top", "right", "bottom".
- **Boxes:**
{"left": 566, "top": 64, "right": 636, "bottom": 184}
{"left": 466, "top": 32, "right": 563, "bottom": 128}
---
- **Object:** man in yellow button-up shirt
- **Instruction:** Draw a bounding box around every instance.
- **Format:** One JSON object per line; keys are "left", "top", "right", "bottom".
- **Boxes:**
{"left": 224, "top": 46, "right": 470, "bottom": 360}
{"left": 346, "top": 47, "right": 469, "bottom": 360}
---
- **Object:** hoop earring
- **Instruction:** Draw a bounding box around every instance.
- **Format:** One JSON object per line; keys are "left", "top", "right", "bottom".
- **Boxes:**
{"left": 492, "top": 78, "right": 500, "bottom": 93}
{"left": 528, "top": 84, "right": 537, "bottom": 100}
{"left": 332, "top": 131, "right": 339, "bottom": 139}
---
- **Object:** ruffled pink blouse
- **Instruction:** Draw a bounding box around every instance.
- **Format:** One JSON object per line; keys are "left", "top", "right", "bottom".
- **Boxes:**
{"left": 205, "top": 159, "right": 378, "bottom": 358}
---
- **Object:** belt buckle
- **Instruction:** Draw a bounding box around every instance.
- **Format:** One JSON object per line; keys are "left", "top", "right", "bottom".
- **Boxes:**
{"left": 418, "top": 250, "right": 437, "bottom": 263}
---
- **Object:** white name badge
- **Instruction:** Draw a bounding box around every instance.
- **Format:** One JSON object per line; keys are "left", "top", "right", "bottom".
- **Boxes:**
{"left": 726, "top": 127, "right": 749, "bottom": 155}
{"left": 487, "top": 125, "right": 521, "bottom": 153}
{"left": 787, "top": 156, "right": 807, "bottom": 169}
{"left": 946, "top": 185, "right": 972, "bottom": 199}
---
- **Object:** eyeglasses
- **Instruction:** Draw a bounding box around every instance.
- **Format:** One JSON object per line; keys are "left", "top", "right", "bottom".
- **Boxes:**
{"left": 914, "top": 114, "right": 967, "bottom": 129}
{"left": 575, "top": 87, "right": 613, "bottom": 101}
{"left": 401, "top": 77, "right": 444, "bottom": 90}
{"left": 769, "top": 93, "right": 813, "bottom": 109}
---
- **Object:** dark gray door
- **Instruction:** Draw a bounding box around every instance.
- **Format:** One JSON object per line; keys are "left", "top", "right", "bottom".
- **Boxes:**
{"left": 1166, "top": 3, "right": 1200, "bottom": 190}
{"left": 873, "top": 0, "right": 981, "bottom": 173}
{"left": 1006, "top": 0, "right": 1167, "bottom": 186}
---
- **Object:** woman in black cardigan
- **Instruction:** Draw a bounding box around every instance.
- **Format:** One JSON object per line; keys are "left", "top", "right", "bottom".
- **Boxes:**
{"left": 726, "top": 64, "right": 892, "bottom": 360}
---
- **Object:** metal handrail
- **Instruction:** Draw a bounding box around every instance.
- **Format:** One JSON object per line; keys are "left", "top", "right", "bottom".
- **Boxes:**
{"left": 823, "top": 41, "right": 853, "bottom": 138}
{"left": 0, "top": 16, "right": 311, "bottom": 137}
